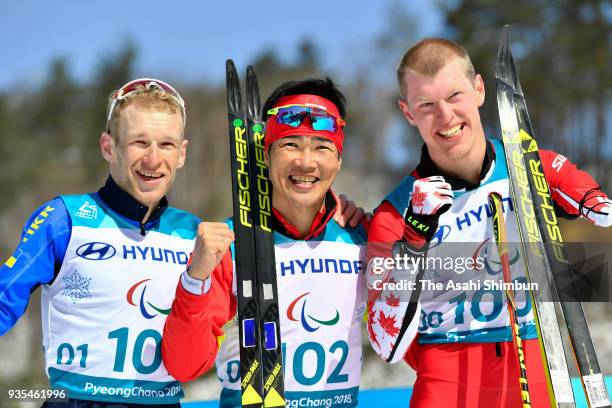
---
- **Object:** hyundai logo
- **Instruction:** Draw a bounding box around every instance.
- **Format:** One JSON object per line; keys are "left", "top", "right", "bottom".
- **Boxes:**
{"left": 76, "top": 242, "right": 116, "bottom": 261}
{"left": 430, "top": 225, "right": 452, "bottom": 249}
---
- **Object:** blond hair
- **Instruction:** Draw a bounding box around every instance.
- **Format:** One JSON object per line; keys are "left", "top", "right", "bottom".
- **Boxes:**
{"left": 106, "top": 84, "right": 185, "bottom": 138}
{"left": 397, "top": 38, "right": 476, "bottom": 98}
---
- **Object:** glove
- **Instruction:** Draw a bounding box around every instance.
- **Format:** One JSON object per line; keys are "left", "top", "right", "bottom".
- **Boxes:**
{"left": 599, "top": 203, "right": 612, "bottom": 228}
{"left": 402, "top": 176, "right": 453, "bottom": 249}
{"left": 581, "top": 191, "right": 612, "bottom": 228}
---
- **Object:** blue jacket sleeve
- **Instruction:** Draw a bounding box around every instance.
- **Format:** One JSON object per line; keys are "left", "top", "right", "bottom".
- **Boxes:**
{"left": 0, "top": 197, "right": 71, "bottom": 335}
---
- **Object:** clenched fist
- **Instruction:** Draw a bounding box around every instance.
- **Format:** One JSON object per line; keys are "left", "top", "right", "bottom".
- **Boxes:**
{"left": 187, "top": 222, "right": 234, "bottom": 281}
{"left": 410, "top": 176, "right": 453, "bottom": 216}
{"left": 401, "top": 176, "right": 454, "bottom": 248}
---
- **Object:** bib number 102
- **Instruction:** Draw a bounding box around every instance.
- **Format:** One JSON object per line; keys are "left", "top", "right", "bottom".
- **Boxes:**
{"left": 288, "top": 340, "right": 349, "bottom": 386}
{"left": 226, "top": 340, "right": 350, "bottom": 386}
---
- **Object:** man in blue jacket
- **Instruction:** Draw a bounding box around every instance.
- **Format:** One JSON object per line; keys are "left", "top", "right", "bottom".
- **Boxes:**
{"left": 1, "top": 78, "right": 207, "bottom": 407}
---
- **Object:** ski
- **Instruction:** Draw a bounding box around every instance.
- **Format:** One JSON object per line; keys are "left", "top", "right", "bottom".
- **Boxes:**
{"left": 227, "top": 59, "right": 264, "bottom": 408}
{"left": 245, "top": 65, "right": 285, "bottom": 407}
{"left": 495, "top": 28, "right": 576, "bottom": 407}
{"left": 227, "top": 60, "right": 285, "bottom": 408}
{"left": 497, "top": 26, "right": 611, "bottom": 408}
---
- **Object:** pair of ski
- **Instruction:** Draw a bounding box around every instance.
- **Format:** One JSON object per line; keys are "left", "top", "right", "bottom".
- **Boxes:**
{"left": 494, "top": 25, "right": 610, "bottom": 408}
{"left": 226, "top": 60, "right": 285, "bottom": 408}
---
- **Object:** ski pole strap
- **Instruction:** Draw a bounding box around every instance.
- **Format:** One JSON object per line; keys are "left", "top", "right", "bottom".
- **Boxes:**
{"left": 403, "top": 204, "right": 439, "bottom": 245}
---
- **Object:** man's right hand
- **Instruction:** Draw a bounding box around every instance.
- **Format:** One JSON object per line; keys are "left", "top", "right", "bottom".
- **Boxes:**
{"left": 187, "top": 222, "right": 234, "bottom": 281}
{"left": 403, "top": 176, "right": 453, "bottom": 245}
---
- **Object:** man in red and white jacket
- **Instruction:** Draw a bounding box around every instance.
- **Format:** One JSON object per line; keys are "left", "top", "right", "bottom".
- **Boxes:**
{"left": 162, "top": 78, "right": 369, "bottom": 408}
{"left": 366, "top": 37, "right": 612, "bottom": 408}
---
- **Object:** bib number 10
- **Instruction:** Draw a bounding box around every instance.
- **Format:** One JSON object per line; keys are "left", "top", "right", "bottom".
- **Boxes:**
{"left": 108, "top": 327, "right": 162, "bottom": 374}
{"left": 55, "top": 328, "right": 161, "bottom": 374}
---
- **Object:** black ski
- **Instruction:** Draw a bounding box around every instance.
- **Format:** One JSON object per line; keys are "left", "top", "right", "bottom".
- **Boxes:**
{"left": 245, "top": 65, "right": 285, "bottom": 407}
{"left": 495, "top": 26, "right": 576, "bottom": 408}
{"left": 497, "top": 25, "right": 611, "bottom": 408}
{"left": 227, "top": 60, "right": 285, "bottom": 407}
{"left": 227, "top": 59, "right": 264, "bottom": 408}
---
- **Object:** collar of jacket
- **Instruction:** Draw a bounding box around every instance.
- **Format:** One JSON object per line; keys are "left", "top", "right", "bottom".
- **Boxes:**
{"left": 272, "top": 191, "right": 337, "bottom": 240}
{"left": 414, "top": 139, "right": 496, "bottom": 191}
{"left": 97, "top": 176, "right": 168, "bottom": 234}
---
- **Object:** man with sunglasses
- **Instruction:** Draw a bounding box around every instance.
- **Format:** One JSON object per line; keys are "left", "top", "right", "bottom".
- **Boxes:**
{"left": 0, "top": 78, "right": 205, "bottom": 407}
{"left": 162, "top": 78, "right": 368, "bottom": 408}
{"left": 366, "top": 38, "right": 612, "bottom": 408}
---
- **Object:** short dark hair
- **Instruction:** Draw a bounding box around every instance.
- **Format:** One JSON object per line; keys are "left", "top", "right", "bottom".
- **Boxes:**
{"left": 262, "top": 77, "right": 346, "bottom": 118}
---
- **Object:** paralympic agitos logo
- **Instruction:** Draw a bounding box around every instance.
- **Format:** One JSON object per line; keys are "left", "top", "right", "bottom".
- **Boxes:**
{"left": 472, "top": 238, "right": 520, "bottom": 275}
{"left": 126, "top": 278, "right": 171, "bottom": 319}
{"left": 287, "top": 292, "right": 340, "bottom": 332}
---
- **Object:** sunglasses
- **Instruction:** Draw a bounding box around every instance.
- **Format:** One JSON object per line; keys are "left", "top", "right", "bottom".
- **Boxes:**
{"left": 267, "top": 104, "right": 346, "bottom": 132}
{"left": 106, "top": 78, "right": 186, "bottom": 131}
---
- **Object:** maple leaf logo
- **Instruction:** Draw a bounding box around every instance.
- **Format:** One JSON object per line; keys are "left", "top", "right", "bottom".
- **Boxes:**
{"left": 378, "top": 310, "right": 401, "bottom": 337}
{"left": 411, "top": 184, "right": 427, "bottom": 209}
{"left": 367, "top": 310, "right": 381, "bottom": 350}
{"left": 385, "top": 293, "right": 400, "bottom": 307}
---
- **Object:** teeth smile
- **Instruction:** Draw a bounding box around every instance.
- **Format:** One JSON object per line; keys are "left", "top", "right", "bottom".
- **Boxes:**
{"left": 137, "top": 170, "right": 162, "bottom": 179}
{"left": 290, "top": 175, "right": 317, "bottom": 183}
{"left": 439, "top": 125, "right": 462, "bottom": 137}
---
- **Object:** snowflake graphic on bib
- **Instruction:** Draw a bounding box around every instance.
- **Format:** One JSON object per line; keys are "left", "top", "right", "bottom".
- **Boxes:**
{"left": 61, "top": 271, "right": 92, "bottom": 303}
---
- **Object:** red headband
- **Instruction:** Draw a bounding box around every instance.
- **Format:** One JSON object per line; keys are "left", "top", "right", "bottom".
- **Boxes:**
{"left": 264, "top": 94, "right": 344, "bottom": 155}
